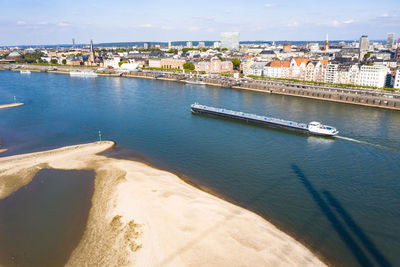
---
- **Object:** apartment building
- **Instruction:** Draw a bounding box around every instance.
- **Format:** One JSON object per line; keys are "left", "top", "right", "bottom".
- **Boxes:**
{"left": 359, "top": 65, "right": 389, "bottom": 88}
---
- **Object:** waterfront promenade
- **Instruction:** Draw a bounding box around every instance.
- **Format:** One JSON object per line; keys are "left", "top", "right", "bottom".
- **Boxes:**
{"left": 2, "top": 63, "right": 400, "bottom": 110}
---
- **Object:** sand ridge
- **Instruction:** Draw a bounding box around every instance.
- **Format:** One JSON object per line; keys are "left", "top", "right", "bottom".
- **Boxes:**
{"left": 0, "top": 141, "right": 326, "bottom": 266}
{"left": 0, "top": 102, "right": 24, "bottom": 109}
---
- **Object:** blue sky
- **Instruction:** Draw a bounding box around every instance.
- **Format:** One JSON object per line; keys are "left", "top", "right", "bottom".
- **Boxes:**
{"left": 1, "top": 0, "right": 399, "bottom": 45}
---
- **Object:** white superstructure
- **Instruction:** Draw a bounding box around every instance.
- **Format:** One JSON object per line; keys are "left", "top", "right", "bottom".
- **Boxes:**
{"left": 307, "top": 122, "right": 339, "bottom": 136}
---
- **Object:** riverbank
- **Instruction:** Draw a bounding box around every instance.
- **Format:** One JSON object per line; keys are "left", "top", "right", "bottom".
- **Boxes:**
{"left": 0, "top": 102, "right": 24, "bottom": 109}
{"left": 2, "top": 64, "right": 399, "bottom": 111}
{"left": 0, "top": 142, "right": 325, "bottom": 266}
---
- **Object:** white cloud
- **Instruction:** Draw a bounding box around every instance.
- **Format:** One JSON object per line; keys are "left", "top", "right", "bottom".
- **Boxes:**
{"left": 343, "top": 19, "right": 355, "bottom": 24}
{"left": 264, "top": 3, "right": 275, "bottom": 7}
{"left": 138, "top": 24, "right": 152, "bottom": 28}
{"left": 17, "top": 20, "right": 26, "bottom": 25}
{"left": 317, "top": 19, "right": 355, "bottom": 27}
{"left": 287, "top": 21, "right": 299, "bottom": 28}
{"left": 58, "top": 22, "right": 71, "bottom": 27}
{"left": 330, "top": 20, "right": 340, "bottom": 27}
{"left": 188, "top": 26, "right": 201, "bottom": 31}
{"left": 381, "top": 13, "right": 389, "bottom": 17}
{"left": 37, "top": 21, "right": 49, "bottom": 25}
{"left": 161, "top": 25, "right": 174, "bottom": 30}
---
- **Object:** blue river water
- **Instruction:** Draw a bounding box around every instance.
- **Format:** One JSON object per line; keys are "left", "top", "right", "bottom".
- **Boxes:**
{"left": 0, "top": 70, "right": 399, "bottom": 266}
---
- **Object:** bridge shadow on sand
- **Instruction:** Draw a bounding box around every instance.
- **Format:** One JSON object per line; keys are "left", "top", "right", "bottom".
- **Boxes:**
{"left": 291, "top": 164, "right": 391, "bottom": 267}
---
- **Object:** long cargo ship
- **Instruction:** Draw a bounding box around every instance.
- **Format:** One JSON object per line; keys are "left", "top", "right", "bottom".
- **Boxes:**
{"left": 191, "top": 103, "right": 339, "bottom": 136}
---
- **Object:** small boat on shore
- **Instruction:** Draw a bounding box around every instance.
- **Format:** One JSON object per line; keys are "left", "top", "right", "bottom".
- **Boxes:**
{"left": 191, "top": 103, "right": 339, "bottom": 137}
{"left": 185, "top": 80, "right": 206, "bottom": 85}
{"left": 69, "top": 71, "right": 98, "bottom": 77}
{"left": 20, "top": 70, "right": 31, "bottom": 74}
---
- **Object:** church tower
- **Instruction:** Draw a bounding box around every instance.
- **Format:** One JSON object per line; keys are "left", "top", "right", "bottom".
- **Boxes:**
{"left": 324, "top": 34, "right": 329, "bottom": 51}
{"left": 89, "top": 40, "right": 95, "bottom": 63}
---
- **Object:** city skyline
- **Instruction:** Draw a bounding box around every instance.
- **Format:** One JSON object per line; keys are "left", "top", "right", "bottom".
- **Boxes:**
{"left": 1, "top": 0, "right": 400, "bottom": 46}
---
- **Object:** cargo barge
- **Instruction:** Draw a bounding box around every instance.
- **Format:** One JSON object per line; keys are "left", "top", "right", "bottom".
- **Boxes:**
{"left": 191, "top": 103, "right": 339, "bottom": 136}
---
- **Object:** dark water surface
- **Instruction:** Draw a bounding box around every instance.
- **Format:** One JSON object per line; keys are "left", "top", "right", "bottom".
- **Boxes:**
{"left": 0, "top": 71, "right": 399, "bottom": 266}
{"left": 0, "top": 168, "right": 94, "bottom": 267}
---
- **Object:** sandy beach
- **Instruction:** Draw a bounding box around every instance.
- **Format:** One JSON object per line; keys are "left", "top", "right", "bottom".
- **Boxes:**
{"left": 0, "top": 102, "right": 24, "bottom": 109}
{"left": 0, "top": 142, "right": 326, "bottom": 266}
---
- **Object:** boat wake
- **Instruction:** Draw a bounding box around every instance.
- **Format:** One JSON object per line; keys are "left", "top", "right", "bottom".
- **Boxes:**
{"left": 336, "top": 136, "right": 396, "bottom": 153}
{"left": 336, "top": 136, "right": 362, "bottom": 143}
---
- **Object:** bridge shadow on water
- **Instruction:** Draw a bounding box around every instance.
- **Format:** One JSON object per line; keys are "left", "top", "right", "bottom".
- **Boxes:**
{"left": 291, "top": 164, "right": 391, "bottom": 267}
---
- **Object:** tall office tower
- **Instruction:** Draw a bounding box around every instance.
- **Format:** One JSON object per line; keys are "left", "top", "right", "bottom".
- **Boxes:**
{"left": 221, "top": 32, "right": 240, "bottom": 50}
{"left": 359, "top": 35, "right": 369, "bottom": 59}
{"left": 168, "top": 41, "right": 172, "bottom": 49}
{"left": 359, "top": 35, "right": 369, "bottom": 51}
{"left": 186, "top": 41, "right": 193, "bottom": 48}
{"left": 387, "top": 33, "right": 395, "bottom": 48}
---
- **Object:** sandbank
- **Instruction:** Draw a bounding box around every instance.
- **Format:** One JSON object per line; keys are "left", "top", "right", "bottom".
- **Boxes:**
{"left": 0, "top": 102, "right": 24, "bottom": 109}
{"left": 0, "top": 141, "right": 326, "bottom": 266}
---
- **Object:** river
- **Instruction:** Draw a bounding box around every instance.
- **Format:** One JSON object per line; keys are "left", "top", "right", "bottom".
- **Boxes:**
{"left": 0, "top": 70, "right": 399, "bottom": 266}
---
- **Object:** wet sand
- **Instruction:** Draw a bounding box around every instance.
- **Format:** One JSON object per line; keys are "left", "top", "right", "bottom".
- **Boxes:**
{"left": 0, "top": 141, "right": 326, "bottom": 266}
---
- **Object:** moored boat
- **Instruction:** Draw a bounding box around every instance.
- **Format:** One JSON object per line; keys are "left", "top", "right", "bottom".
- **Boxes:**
{"left": 69, "top": 71, "right": 98, "bottom": 77}
{"left": 185, "top": 80, "right": 206, "bottom": 85}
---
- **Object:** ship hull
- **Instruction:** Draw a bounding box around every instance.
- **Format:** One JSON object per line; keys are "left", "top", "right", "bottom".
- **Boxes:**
{"left": 191, "top": 107, "right": 311, "bottom": 134}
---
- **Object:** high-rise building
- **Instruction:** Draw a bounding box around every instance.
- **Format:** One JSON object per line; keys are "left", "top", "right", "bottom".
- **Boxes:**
{"left": 198, "top": 41, "right": 205, "bottom": 48}
{"left": 213, "top": 41, "right": 221, "bottom": 49}
{"left": 221, "top": 32, "right": 240, "bottom": 50}
{"left": 359, "top": 35, "right": 369, "bottom": 60}
{"left": 396, "top": 39, "right": 400, "bottom": 59}
{"left": 359, "top": 35, "right": 369, "bottom": 51}
{"left": 186, "top": 41, "right": 192, "bottom": 48}
{"left": 168, "top": 41, "right": 172, "bottom": 49}
{"left": 143, "top": 42, "right": 149, "bottom": 49}
{"left": 387, "top": 33, "right": 395, "bottom": 48}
